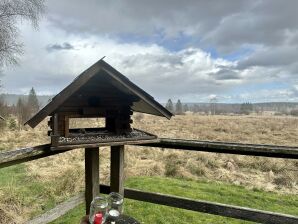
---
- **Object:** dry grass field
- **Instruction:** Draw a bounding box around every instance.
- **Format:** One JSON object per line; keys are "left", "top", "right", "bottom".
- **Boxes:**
{"left": 0, "top": 114, "right": 297, "bottom": 222}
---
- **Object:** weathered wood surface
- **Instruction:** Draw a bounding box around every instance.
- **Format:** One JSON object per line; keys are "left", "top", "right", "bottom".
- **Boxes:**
{"left": 51, "top": 138, "right": 159, "bottom": 151}
{"left": 26, "top": 193, "right": 84, "bottom": 224}
{"left": 25, "top": 59, "right": 172, "bottom": 128}
{"left": 0, "top": 144, "right": 71, "bottom": 169}
{"left": 1, "top": 138, "right": 297, "bottom": 169}
{"left": 110, "top": 145, "right": 125, "bottom": 195}
{"left": 85, "top": 147, "right": 100, "bottom": 215}
{"left": 138, "top": 138, "right": 298, "bottom": 159}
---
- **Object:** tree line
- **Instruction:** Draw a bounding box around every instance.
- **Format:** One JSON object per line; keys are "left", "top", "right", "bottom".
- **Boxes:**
{"left": 0, "top": 87, "right": 39, "bottom": 130}
{"left": 165, "top": 99, "right": 188, "bottom": 115}
{"left": 165, "top": 99, "right": 256, "bottom": 115}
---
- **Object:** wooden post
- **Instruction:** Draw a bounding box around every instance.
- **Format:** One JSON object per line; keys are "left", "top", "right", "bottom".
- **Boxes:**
{"left": 85, "top": 147, "right": 99, "bottom": 215}
{"left": 110, "top": 145, "right": 124, "bottom": 195}
{"left": 64, "top": 115, "right": 69, "bottom": 137}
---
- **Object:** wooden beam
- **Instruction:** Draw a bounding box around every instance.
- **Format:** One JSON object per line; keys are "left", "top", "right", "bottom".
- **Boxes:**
{"left": 85, "top": 147, "right": 99, "bottom": 215}
{"left": 64, "top": 115, "right": 69, "bottom": 137}
{"left": 26, "top": 193, "right": 84, "bottom": 224}
{"left": 0, "top": 144, "right": 71, "bottom": 169}
{"left": 137, "top": 138, "right": 298, "bottom": 159}
{"left": 110, "top": 145, "right": 124, "bottom": 195}
{"left": 53, "top": 113, "right": 58, "bottom": 135}
{"left": 51, "top": 138, "right": 158, "bottom": 151}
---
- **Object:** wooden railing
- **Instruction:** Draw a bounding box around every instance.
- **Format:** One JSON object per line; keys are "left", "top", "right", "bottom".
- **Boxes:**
{"left": 1, "top": 139, "right": 298, "bottom": 224}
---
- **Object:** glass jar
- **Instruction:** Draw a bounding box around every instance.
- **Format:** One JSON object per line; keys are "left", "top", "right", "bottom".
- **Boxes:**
{"left": 89, "top": 195, "right": 108, "bottom": 224}
{"left": 107, "top": 192, "right": 124, "bottom": 221}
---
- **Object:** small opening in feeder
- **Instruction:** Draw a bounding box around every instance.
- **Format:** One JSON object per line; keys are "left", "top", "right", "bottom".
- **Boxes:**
{"left": 69, "top": 118, "right": 105, "bottom": 129}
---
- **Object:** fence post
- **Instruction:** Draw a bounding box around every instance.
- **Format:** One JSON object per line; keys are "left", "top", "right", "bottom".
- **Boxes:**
{"left": 85, "top": 147, "right": 100, "bottom": 215}
{"left": 110, "top": 145, "right": 124, "bottom": 195}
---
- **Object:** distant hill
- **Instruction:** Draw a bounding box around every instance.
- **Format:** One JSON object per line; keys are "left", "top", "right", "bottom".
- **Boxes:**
{"left": 171, "top": 102, "right": 298, "bottom": 114}
{"left": 1, "top": 93, "right": 298, "bottom": 113}
{"left": 0, "top": 94, "right": 54, "bottom": 107}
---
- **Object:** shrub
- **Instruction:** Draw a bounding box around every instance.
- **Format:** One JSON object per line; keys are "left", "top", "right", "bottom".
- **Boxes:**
{"left": 273, "top": 171, "right": 295, "bottom": 188}
{"left": 165, "top": 162, "right": 178, "bottom": 177}
{"left": 290, "top": 109, "right": 298, "bottom": 116}
{"left": 8, "top": 118, "right": 17, "bottom": 131}
{"left": 189, "top": 163, "right": 208, "bottom": 177}
{"left": 0, "top": 119, "right": 6, "bottom": 130}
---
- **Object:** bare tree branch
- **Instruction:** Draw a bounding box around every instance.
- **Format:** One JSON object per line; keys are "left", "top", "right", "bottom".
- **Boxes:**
{"left": 0, "top": 0, "right": 45, "bottom": 67}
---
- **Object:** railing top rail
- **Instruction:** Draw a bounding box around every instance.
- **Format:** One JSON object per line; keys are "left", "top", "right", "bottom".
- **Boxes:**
{"left": 0, "top": 144, "right": 70, "bottom": 169}
{"left": 138, "top": 138, "right": 298, "bottom": 159}
{"left": 0, "top": 138, "right": 297, "bottom": 169}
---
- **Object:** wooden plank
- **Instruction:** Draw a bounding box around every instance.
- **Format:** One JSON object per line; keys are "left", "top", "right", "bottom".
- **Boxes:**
{"left": 51, "top": 138, "right": 159, "bottom": 151}
{"left": 85, "top": 147, "right": 100, "bottom": 215}
{"left": 99, "top": 60, "right": 173, "bottom": 119}
{"left": 110, "top": 145, "right": 124, "bottom": 195}
{"left": 64, "top": 115, "right": 69, "bottom": 137}
{"left": 138, "top": 138, "right": 298, "bottom": 159}
{"left": 53, "top": 113, "right": 58, "bottom": 135}
{"left": 0, "top": 144, "right": 71, "bottom": 169}
{"left": 1, "top": 138, "right": 297, "bottom": 170}
{"left": 26, "top": 193, "right": 84, "bottom": 224}
{"left": 25, "top": 59, "right": 103, "bottom": 128}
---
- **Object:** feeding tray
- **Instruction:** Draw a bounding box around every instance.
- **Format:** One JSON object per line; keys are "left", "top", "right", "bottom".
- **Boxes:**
{"left": 25, "top": 59, "right": 172, "bottom": 150}
{"left": 51, "top": 128, "right": 158, "bottom": 150}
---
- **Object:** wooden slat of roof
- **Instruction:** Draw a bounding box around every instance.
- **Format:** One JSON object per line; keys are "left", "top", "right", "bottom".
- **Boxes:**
{"left": 0, "top": 115, "right": 4, "bottom": 121}
{"left": 25, "top": 60, "right": 102, "bottom": 128}
{"left": 25, "top": 59, "right": 172, "bottom": 128}
{"left": 99, "top": 60, "right": 172, "bottom": 119}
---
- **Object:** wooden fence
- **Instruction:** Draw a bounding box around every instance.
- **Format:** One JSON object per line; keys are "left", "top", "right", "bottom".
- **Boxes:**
{"left": 0, "top": 138, "right": 298, "bottom": 224}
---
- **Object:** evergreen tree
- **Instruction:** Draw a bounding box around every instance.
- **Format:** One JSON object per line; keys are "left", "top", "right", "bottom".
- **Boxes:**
{"left": 240, "top": 102, "right": 253, "bottom": 115}
{"left": 165, "top": 99, "right": 174, "bottom": 113}
{"left": 175, "top": 99, "right": 183, "bottom": 115}
{"left": 27, "top": 87, "right": 39, "bottom": 116}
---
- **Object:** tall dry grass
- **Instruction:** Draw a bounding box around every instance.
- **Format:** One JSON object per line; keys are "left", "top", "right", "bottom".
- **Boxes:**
{"left": 0, "top": 114, "right": 297, "bottom": 222}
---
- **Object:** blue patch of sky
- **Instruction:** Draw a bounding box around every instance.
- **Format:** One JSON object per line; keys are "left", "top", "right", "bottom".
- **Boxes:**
{"left": 222, "top": 47, "right": 255, "bottom": 61}
{"left": 114, "top": 30, "right": 193, "bottom": 52}
{"left": 201, "top": 47, "right": 218, "bottom": 58}
{"left": 233, "top": 82, "right": 290, "bottom": 94}
{"left": 202, "top": 46, "right": 255, "bottom": 61}
{"left": 115, "top": 30, "right": 255, "bottom": 62}
{"left": 225, "top": 81, "right": 291, "bottom": 103}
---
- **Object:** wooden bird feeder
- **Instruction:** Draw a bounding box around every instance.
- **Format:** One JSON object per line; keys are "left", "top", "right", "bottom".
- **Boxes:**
{"left": 25, "top": 59, "right": 173, "bottom": 150}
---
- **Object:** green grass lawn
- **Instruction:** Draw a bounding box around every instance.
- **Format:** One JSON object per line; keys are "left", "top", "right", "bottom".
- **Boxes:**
{"left": 50, "top": 176, "right": 298, "bottom": 224}
{"left": 0, "top": 164, "right": 75, "bottom": 220}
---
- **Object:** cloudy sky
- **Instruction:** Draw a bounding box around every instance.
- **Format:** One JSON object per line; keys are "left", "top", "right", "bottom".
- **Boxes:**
{"left": 2, "top": 0, "right": 298, "bottom": 103}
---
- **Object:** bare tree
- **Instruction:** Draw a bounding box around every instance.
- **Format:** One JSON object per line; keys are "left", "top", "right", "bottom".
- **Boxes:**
{"left": 0, "top": 0, "right": 45, "bottom": 67}
{"left": 209, "top": 95, "right": 218, "bottom": 115}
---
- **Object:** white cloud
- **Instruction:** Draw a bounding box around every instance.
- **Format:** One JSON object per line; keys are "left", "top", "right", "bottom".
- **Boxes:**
{"left": 2, "top": 0, "right": 298, "bottom": 103}
{"left": 2, "top": 20, "right": 241, "bottom": 101}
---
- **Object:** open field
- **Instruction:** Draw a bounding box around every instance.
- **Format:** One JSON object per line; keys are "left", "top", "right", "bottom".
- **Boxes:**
{"left": 0, "top": 114, "right": 297, "bottom": 223}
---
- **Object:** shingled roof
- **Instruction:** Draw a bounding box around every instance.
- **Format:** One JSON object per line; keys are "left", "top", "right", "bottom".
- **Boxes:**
{"left": 25, "top": 59, "right": 173, "bottom": 128}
